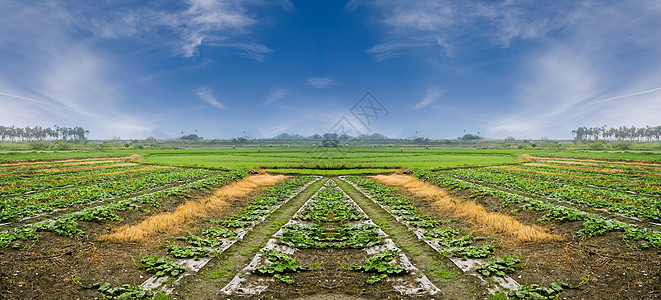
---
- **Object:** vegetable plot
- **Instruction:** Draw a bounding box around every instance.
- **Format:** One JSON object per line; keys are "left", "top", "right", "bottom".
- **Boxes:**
{"left": 222, "top": 179, "right": 440, "bottom": 297}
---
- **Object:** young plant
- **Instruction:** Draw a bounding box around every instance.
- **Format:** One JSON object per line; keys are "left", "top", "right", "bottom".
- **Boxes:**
{"left": 474, "top": 255, "right": 524, "bottom": 277}
{"left": 138, "top": 255, "right": 186, "bottom": 277}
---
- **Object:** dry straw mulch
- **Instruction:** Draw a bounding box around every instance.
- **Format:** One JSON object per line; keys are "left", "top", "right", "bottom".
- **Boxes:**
{"left": 372, "top": 174, "right": 563, "bottom": 243}
{"left": 98, "top": 174, "right": 288, "bottom": 243}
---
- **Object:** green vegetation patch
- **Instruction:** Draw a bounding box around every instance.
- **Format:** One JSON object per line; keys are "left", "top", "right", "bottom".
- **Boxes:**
{"left": 279, "top": 223, "right": 382, "bottom": 249}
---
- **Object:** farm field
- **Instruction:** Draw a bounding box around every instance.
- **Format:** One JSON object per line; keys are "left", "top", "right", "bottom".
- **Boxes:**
{"left": 136, "top": 148, "right": 525, "bottom": 172}
{"left": 0, "top": 149, "right": 659, "bottom": 299}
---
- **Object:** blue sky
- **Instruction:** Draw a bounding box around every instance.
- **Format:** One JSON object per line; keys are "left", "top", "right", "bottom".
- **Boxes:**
{"left": 1, "top": 0, "right": 661, "bottom": 139}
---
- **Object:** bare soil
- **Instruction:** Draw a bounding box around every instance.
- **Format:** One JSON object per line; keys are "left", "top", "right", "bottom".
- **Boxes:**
{"left": 0, "top": 185, "right": 250, "bottom": 299}
{"left": 407, "top": 185, "right": 661, "bottom": 299}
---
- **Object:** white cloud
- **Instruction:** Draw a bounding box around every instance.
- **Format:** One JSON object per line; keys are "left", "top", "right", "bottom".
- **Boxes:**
{"left": 265, "top": 87, "right": 288, "bottom": 104}
{"left": 305, "top": 77, "right": 336, "bottom": 88}
{"left": 0, "top": 3, "right": 156, "bottom": 139}
{"left": 73, "top": 0, "right": 284, "bottom": 59}
{"left": 414, "top": 87, "right": 443, "bottom": 109}
{"left": 194, "top": 87, "right": 225, "bottom": 109}
{"left": 355, "top": 1, "right": 574, "bottom": 60}
{"left": 485, "top": 2, "right": 661, "bottom": 138}
{"left": 367, "top": 41, "right": 435, "bottom": 61}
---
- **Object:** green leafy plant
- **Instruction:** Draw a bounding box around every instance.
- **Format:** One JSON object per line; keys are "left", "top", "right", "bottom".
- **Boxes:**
{"left": 508, "top": 282, "right": 570, "bottom": 299}
{"left": 254, "top": 250, "right": 309, "bottom": 283}
{"left": 474, "top": 255, "right": 524, "bottom": 277}
{"left": 166, "top": 245, "right": 219, "bottom": 259}
{"left": 0, "top": 227, "right": 39, "bottom": 248}
{"left": 91, "top": 282, "right": 153, "bottom": 299}
{"left": 273, "top": 274, "right": 295, "bottom": 284}
{"left": 440, "top": 244, "right": 496, "bottom": 258}
{"left": 366, "top": 274, "right": 388, "bottom": 284}
{"left": 180, "top": 234, "right": 223, "bottom": 247}
{"left": 33, "top": 216, "right": 85, "bottom": 237}
{"left": 352, "top": 250, "right": 407, "bottom": 283}
{"left": 424, "top": 227, "right": 460, "bottom": 239}
{"left": 138, "top": 255, "right": 186, "bottom": 277}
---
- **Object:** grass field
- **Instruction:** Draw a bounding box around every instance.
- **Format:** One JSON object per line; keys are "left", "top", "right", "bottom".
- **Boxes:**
{"left": 0, "top": 148, "right": 659, "bottom": 299}
{"left": 136, "top": 148, "right": 524, "bottom": 172}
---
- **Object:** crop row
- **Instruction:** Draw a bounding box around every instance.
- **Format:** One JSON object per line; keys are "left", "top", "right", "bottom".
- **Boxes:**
{"left": 413, "top": 171, "right": 661, "bottom": 249}
{"left": 0, "top": 156, "right": 127, "bottom": 169}
{"left": 0, "top": 168, "right": 224, "bottom": 223}
{"left": 0, "top": 170, "right": 250, "bottom": 249}
{"left": 342, "top": 176, "right": 498, "bottom": 258}
{"left": 438, "top": 168, "right": 661, "bottom": 223}
{"left": 534, "top": 157, "right": 661, "bottom": 170}
{"left": 535, "top": 158, "right": 661, "bottom": 172}
{"left": 0, "top": 166, "right": 175, "bottom": 197}
{"left": 0, "top": 159, "right": 125, "bottom": 176}
{"left": 296, "top": 184, "right": 366, "bottom": 223}
{"left": 221, "top": 179, "right": 436, "bottom": 293}
{"left": 141, "top": 175, "right": 319, "bottom": 293}
{"left": 510, "top": 164, "right": 661, "bottom": 195}
{"left": 342, "top": 176, "right": 526, "bottom": 294}
{"left": 161, "top": 175, "right": 318, "bottom": 259}
{"left": 532, "top": 160, "right": 661, "bottom": 176}
{"left": 0, "top": 163, "right": 148, "bottom": 187}
{"left": 0, "top": 157, "right": 123, "bottom": 169}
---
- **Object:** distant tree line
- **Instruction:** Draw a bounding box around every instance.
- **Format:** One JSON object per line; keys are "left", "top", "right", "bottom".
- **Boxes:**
{"left": 0, "top": 125, "right": 89, "bottom": 142}
{"left": 271, "top": 132, "right": 389, "bottom": 140}
{"left": 572, "top": 126, "right": 661, "bottom": 142}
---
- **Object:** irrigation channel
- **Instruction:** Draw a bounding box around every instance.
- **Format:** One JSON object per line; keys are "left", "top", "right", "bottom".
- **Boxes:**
{"left": 219, "top": 178, "right": 440, "bottom": 298}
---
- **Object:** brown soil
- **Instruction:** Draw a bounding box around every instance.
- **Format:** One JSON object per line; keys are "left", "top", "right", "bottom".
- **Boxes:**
{"left": 0, "top": 166, "right": 169, "bottom": 191}
{"left": 533, "top": 156, "right": 661, "bottom": 167}
{"left": 403, "top": 183, "right": 661, "bottom": 299}
{"left": 2, "top": 172, "right": 659, "bottom": 300}
{"left": 372, "top": 175, "right": 561, "bottom": 243}
{"left": 0, "top": 163, "right": 139, "bottom": 178}
{"left": 0, "top": 157, "right": 126, "bottom": 168}
{"left": 491, "top": 165, "right": 661, "bottom": 191}
{"left": 526, "top": 163, "right": 632, "bottom": 174}
{"left": 246, "top": 248, "right": 426, "bottom": 300}
{"left": 0, "top": 181, "right": 254, "bottom": 299}
{"left": 37, "top": 163, "right": 138, "bottom": 174}
{"left": 534, "top": 158, "right": 661, "bottom": 172}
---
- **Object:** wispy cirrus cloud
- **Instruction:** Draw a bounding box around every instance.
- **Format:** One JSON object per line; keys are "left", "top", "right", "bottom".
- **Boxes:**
{"left": 194, "top": 87, "right": 225, "bottom": 109}
{"left": 414, "top": 87, "right": 443, "bottom": 109}
{"left": 265, "top": 87, "right": 289, "bottom": 104}
{"left": 305, "top": 77, "right": 336, "bottom": 88}
{"left": 485, "top": 1, "right": 661, "bottom": 138}
{"left": 71, "top": 0, "right": 290, "bottom": 58}
{"left": 0, "top": 2, "right": 155, "bottom": 139}
{"left": 350, "top": 0, "right": 574, "bottom": 60}
{"left": 0, "top": 0, "right": 287, "bottom": 139}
